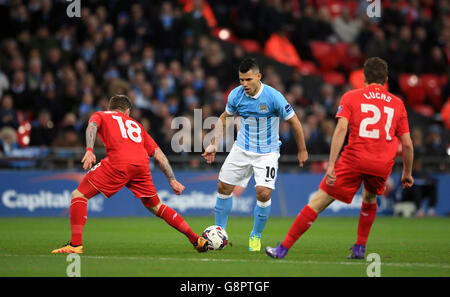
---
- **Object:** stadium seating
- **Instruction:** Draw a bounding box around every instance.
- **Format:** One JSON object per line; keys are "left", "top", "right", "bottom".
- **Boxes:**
{"left": 333, "top": 42, "right": 351, "bottom": 70}
{"left": 16, "top": 111, "right": 32, "bottom": 148}
{"left": 239, "top": 39, "right": 263, "bottom": 54}
{"left": 296, "top": 61, "right": 318, "bottom": 75}
{"left": 398, "top": 74, "right": 426, "bottom": 106}
{"left": 412, "top": 104, "right": 436, "bottom": 118}
{"left": 324, "top": 0, "right": 344, "bottom": 18}
{"left": 421, "top": 74, "right": 443, "bottom": 109}
{"left": 322, "top": 71, "right": 346, "bottom": 86}
{"left": 441, "top": 99, "right": 450, "bottom": 129}
{"left": 349, "top": 68, "right": 365, "bottom": 89}
{"left": 310, "top": 41, "right": 339, "bottom": 71}
{"left": 212, "top": 27, "right": 239, "bottom": 43}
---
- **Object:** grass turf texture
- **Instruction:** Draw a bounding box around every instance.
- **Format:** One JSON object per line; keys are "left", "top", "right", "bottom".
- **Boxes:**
{"left": 0, "top": 217, "right": 449, "bottom": 277}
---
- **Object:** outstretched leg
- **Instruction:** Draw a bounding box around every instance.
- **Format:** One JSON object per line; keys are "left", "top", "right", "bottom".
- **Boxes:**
{"left": 283, "top": 189, "right": 333, "bottom": 249}
{"left": 142, "top": 196, "right": 208, "bottom": 252}
{"left": 266, "top": 189, "right": 334, "bottom": 259}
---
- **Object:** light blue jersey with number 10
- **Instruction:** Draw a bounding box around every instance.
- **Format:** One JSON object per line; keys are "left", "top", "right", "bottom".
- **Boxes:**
{"left": 225, "top": 83, "right": 295, "bottom": 154}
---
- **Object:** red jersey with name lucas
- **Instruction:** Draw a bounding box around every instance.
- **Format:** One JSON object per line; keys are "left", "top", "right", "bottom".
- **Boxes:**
{"left": 335, "top": 84, "right": 409, "bottom": 177}
{"left": 89, "top": 111, "right": 158, "bottom": 165}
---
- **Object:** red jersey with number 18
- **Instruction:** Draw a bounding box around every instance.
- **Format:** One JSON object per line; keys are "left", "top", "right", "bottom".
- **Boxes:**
{"left": 88, "top": 111, "right": 158, "bottom": 165}
{"left": 335, "top": 84, "right": 409, "bottom": 178}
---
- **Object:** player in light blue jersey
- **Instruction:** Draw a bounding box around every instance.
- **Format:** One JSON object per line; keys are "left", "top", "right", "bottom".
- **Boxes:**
{"left": 202, "top": 58, "right": 308, "bottom": 251}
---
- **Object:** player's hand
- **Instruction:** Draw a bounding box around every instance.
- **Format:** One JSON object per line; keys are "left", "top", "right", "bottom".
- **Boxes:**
{"left": 325, "top": 165, "right": 336, "bottom": 186}
{"left": 81, "top": 150, "right": 96, "bottom": 170}
{"left": 297, "top": 150, "right": 308, "bottom": 167}
{"left": 401, "top": 172, "right": 414, "bottom": 188}
{"left": 170, "top": 180, "right": 185, "bottom": 195}
{"left": 202, "top": 144, "right": 217, "bottom": 164}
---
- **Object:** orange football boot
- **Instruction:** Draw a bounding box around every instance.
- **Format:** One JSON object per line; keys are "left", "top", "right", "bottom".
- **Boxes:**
{"left": 51, "top": 242, "right": 83, "bottom": 254}
{"left": 193, "top": 236, "right": 209, "bottom": 253}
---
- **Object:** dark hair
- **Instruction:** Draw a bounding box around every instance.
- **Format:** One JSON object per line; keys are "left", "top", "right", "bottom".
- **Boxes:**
{"left": 239, "top": 58, "right": 259, "bottom": 73}
{"left": 108, "top": 94, "right": 132, "bottom": 112}
{"left": 364, "top": 57, "right": 388, "bottom": 85}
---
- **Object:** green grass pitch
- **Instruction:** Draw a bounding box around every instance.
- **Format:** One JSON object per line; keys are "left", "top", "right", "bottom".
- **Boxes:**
{"left": 0, "top": 216, "right": 449, "bottom": 277}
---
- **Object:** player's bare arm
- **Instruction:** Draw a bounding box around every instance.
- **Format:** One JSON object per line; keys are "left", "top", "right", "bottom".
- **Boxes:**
{"left": 202, "top": 111, "right": 233, "bottom": 164}
{"left": 326, "top": 117, "right": 349, "bottom": 186}
{"left": 399, "top": 132, "right": 414, "bottom": 188}
{"left": 81, "top": 121, "right": 98, "bottom": 170}
{"left": 286, "top": 114, "right": 308, "bottom": 167}
{"left": 152, "top": 148, "right": 176, "bottom": 180}
{"left": 152, "top": 148, "right": 185, "bottom": 195}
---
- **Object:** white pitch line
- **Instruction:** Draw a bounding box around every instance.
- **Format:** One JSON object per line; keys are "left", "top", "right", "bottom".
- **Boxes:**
{"left": 2, "top": 254, "right": 450, "bottom": 270}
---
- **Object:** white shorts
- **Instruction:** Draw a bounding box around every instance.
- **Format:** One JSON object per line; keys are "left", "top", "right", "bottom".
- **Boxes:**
{"left": 218, "top": 145, "right": 280, "bottom": 189}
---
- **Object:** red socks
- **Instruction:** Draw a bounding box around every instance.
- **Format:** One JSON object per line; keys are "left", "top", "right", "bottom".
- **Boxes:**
{"left": 356, "top": 202, "right": 377, "bottom": 246}
{"left": 68, "top": 196, "right": 376, "bottom": 249}
{"left": 282, "top": 205, "right": 318, "bottom": 249}
{"left": 70, "top": 197, "right": 88, "bottom": 246}
{"left": 69, "top": 199, "right": 198, "bottom": 246}
{"left": 156, "top": 204, "right": 199, "bottom": 244}
{"left": 280, "top": 201, "right": 377, "bottom": 249}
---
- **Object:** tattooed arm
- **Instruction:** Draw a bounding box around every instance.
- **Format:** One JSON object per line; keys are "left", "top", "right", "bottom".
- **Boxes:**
{"left": 81, "top": 121, "right": 98, "bottom": 170}
{"left": 85, "top": 121, "right": 98, "bottom": 150}
{"left": 153, "top": 148, "right": 175, "bottom": 181}
{"left": 152, "top": 148, "right": 185, "bottom": 195}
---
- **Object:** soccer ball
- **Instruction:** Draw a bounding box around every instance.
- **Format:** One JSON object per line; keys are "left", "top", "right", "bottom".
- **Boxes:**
{"left": 202, "top": 225, "right": 228, "bottom": 250}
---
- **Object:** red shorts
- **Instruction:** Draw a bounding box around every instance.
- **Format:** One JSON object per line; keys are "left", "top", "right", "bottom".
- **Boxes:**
{"left": 77, "top": 159, "right": 159, "bottom": 206}
{"left": 319, "top": 158, "right": 387, "bottom": 204}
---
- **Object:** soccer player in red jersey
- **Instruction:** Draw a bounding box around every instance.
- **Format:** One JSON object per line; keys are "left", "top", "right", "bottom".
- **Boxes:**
{"left": 266, "top": 57, "right": 415, "bottom": 259}
{"left": 51, "top": 95, "right": 208, "bottom": 253}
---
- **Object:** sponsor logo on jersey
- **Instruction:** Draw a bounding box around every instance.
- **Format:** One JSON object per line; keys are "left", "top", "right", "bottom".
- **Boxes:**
{"left": 285, "top": 104, "right": 292, "bottom": 113}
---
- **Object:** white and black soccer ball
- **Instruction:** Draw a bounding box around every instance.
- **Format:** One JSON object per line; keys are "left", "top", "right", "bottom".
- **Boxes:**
{"left": 202, "top": 225, "right": 228, "bottom": 250}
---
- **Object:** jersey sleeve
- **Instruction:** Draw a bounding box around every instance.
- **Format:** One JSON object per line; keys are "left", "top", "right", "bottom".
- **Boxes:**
{"left": 335, "top": 93, "right": 352, "bottom": 120}
{"left": 395, "top": 102, "right": 410, "bottom": 136}
{"left": 88, "top": 111, "right": 103, "bottom": 126}
{"left": 274, "top": 92, "right": 295, "bottom": 120}
{"left": 225, "top": 89, "right": 237, "bottom": 115}
{"left": 144, "top": 130, "right": 159, "bottom": 156}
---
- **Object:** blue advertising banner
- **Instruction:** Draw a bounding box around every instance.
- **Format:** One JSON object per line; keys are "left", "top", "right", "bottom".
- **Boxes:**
{"left": 0, "top": 170, "right": 449, "bottom": 217}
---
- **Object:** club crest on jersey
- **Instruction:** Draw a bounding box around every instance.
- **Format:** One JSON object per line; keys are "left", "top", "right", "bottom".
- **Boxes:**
{"left": 259, "top": 103, "right": 268, "bottom": 113}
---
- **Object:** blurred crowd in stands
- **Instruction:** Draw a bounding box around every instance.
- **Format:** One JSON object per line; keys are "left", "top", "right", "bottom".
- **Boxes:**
{"left": 0, "top": 0, "right": 449, "bottom": 171}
